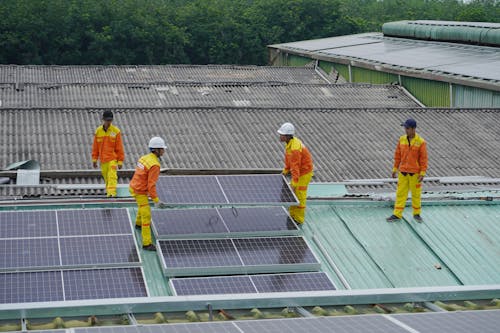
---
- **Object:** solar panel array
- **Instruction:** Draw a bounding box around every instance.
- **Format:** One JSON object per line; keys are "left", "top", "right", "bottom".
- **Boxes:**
{"left": 71, "top": 310, "right": 500, "bottom": 333}
{"left": 170, "top": 272, "right": 336, "bottom": 295}
{"left": 155, "top": 174, "right": 298, "bottom": 205}
{"left": 157, "top": 236, "right": 320, "bottom": 276}
{"left": 0, "top": 208, "right": 148, "bottom": 304}
{"left": 151, "top": 206, "right": 299, "bottom": 239}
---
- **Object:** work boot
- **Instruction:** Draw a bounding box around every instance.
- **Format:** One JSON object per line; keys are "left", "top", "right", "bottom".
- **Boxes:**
{"left": 413, "top": 215, "right": 423, "bottom": 223}
{"left": 143, "top": 244, "right": 156, "bottom": 251}
{"left": 386, "top": 215, "right": 400, "bottom": 222}
{"left": 135, "top": 224, "right": 142, "bottom": 230}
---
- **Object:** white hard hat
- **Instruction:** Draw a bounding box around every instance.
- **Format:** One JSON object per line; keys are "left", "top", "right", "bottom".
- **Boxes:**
{"left": 277, "top": 122, "right": 295, "bottom": 135}
{"left": 148, "top": 136, "right": 167, "bottom": 149}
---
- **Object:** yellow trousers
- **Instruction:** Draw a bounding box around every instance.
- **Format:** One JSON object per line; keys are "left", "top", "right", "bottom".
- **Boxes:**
{"left": 100, "top": 160, "right": 118, "bottom": 197}
{"left": 393, "top": 173, "right": 422, "bottom": 218}
{"left": 289, "top": 171, "right": 313, "bottom": 224}
{"left": 130, "top": 188, "right": 152, "bottom": 246}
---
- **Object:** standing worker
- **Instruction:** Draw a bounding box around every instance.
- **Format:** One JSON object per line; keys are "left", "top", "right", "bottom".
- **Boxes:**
{"left": 277, "top": 122, "right": 314, "bottom": 224}
{"left": 386, "top": 118, "right": 428, "bottom": 223}
{"left": 129, "top": 137, "right": 168, "bottom": 251}
{"left": 92, "top": 110, "right": 125, "bottom": 198}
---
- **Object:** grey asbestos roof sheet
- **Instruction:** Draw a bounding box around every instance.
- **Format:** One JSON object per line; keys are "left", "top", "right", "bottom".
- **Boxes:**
{"left": 0, "top": 65, "right": 325, "bottom": 84}
{"left": 271, "top": 33, "right": 500, "bottom": 88}
{"left": 0, "top": 83, "right": 419, "bottom": 109}
{"left": 1, "top": 107, "right": 499, "bottom": 185}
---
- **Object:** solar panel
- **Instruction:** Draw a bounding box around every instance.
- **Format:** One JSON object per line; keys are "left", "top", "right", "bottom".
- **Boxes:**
{"left": 152, "top": 207, "right": 298, "bottom": 239}
{"left": 74, "top": 322, "right": 241, "bottom": 333}
{"left": 151, "top": 208, "right": 229, "bottom": 238}
{"left": 170, "top": 275, "right": 257, "bottom": 296}
{"left": 155, "top": 174, "right": 298, "bottom": 205}
{"left": 63, "top": 268, "right": 148, "bottom": 300}
{"left": 170, "top": 272, "right": 335, "bottom": 296}
{"left": 393, "top": 310, "right": 500, "bottom": 333}
{"left": 158, "top": 237, "right": 319, "bottom": 276}
{"left": 0, "top": 271, "right": 63, "bottom": 304}
{"left": 0, "top": 210, "right": 57, "bottom": 238}
{"left": 158, "top": 239, "right": 242, "bottom": 276}
{"left": 0, "top": 238, "right": 60, "bottom": 270}
{"left": 252, "top": 272, "right": 335, "bottom": 293}
{"left": 234, "top": 237, "right": 320, "bottom": 266}
{"left": 156, "top": 176, "right": 227, "bottom": 204}
{"left": 59, "top": 235, "right": 140, "bottom": 267}
{"left": 218, "top": 206, "right": 298, "bottom": 234}
{"left": 57, "top": 208, "right": 132, "bottom": 236}
{"left": 217, "top": 174, "right": 298, "bottom": 205}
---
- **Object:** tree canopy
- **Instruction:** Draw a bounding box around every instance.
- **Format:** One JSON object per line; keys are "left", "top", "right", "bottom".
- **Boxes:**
{"left": 0, "top": 0, "right": 498, "bottom": 65}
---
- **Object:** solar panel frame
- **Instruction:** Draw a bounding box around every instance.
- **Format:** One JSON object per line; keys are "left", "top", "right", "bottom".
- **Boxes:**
{"left": 158, "top": 236, "right": 320, "bottom": 277}
{"left": 152, "top": 206, "right": 299, "bottom": 239}
{"left": 169, "top": 272, "right": 335, "bottom": 296}
{"left": 0, "top": 238, "right": 61, "bottom": 272}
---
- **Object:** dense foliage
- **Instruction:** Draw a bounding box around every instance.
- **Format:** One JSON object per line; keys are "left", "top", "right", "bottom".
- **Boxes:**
{"left": 0, "top": 0, "right": 498, "bottom": 65}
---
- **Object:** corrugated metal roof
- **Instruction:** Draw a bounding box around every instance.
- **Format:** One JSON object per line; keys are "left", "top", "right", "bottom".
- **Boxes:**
{"left": 0, "top": 65, "right": 326, "bottom": 84}
{"left": 1, "top": 107, "right": 499, "bottom": 183}
{"left": 303, "top": 201, "right": 500, "bottom": 289}
{"left": 270, "top": 33, "right": 500, "bottom": 90}
{"left": 0, "top": 83, "right": 419, "bottom": 109}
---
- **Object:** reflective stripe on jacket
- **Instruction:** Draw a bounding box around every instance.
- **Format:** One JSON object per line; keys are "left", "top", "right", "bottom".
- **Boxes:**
{"left": 91, "top": 124, "right": 125, "bottom": 164}
{"left": 129, "top": 153, "right": 161, "bottom": 202}
{"left": 392, "top": 133, "right": 428, "bottom": 175}
{"left": 283, "top": 137, "right": 314, "bottom": 184}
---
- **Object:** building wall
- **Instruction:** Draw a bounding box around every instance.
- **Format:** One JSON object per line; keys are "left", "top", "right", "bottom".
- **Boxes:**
{"left": 453, "top": 85, "right": 500, "bottom": 108}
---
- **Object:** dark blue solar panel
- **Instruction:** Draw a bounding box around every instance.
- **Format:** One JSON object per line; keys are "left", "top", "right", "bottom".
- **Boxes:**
{"left": 234, "top": 237, "right": 318, "bottom": 265}
{"left": 156, "top": 176, "right": 227, "bottom": 204}
{"left": 217, "top": 174, "right": 297, "bottom": 204}
{"left": 171, "top": 275, "right": 257, "bottom": 296}
{"left": 158, "top": 239, "right": 242, "bottom": 268}
{"left": 252, "top": 272, "right": 335, "bottom": 293}
{"left": 218, "top": 207, "right": 297, "bottom": 233}
{"left": 0, "top": 210, "right": 57, "bottom": 238}
{"left": 0, "top": 271, "right": 63, "bottom": 304}
{"left": 152, "top": 208, "right": 228, "bottom": 237}
{"left": 59, "top": 235, "right": 139, "bottom": 266}
{"left": 63, "top": 268, "right": 147, "bottom": 300}
{"left": 0, "top": 238, "right": 60, "bottom": 269}
{"left": 394, "top": 310, "right": 500, "bottom": 333}
{"left": 57, "top": 208, "right": 131, "bottom": 236}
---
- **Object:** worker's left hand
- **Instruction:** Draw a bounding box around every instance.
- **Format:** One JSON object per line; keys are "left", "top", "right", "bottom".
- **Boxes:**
{"left": 117, "top": 164, "right": 122, "bottom": 169}
{"left": 418, "top": 175, "right": 424, "bottom": 183}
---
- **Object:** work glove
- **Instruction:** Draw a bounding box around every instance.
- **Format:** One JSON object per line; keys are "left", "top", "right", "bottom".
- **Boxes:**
{"left": 154, "top": 201, "right": 168, "bottom": 209}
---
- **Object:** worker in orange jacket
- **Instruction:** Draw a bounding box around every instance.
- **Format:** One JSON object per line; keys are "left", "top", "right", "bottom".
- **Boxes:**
{"left": 129, "top": 137, "right": 168, "bottom": 251}
{"left": 92, "top": 110, "right": 125, "bottom": 197}
{"left": 387, "top": 118, "right": 428, "bottom": 223}
{"left": 277, "top": 122, "right": 314, "bottom": 224}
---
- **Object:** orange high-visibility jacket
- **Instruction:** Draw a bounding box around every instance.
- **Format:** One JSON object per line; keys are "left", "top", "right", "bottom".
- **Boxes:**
{"left": 392, "top": 133, "right": 428, "bottom": 175}
{"left": 283, "top": 137, "right": 314, "bottom": 184}
{"left": 129, "top": 153, "right": 161, "bottom": 202}
{"left": 92, "top": 124, "right": 125, "bottom": 165}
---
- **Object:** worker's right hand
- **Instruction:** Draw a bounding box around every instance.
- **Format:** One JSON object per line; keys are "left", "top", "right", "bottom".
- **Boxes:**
{"left": 154, "top": 201, "right": 168, "bottom": 209}
{"left": 391, "top": 171, "right": 397, "bottom": 178}
{"left": 92, "top": 162, "right": 98, "bottom": 168}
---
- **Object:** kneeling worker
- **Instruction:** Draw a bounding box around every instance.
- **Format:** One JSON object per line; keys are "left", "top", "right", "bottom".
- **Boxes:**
{"left": 130, "top": 137, "right": 168, "bottom": 251}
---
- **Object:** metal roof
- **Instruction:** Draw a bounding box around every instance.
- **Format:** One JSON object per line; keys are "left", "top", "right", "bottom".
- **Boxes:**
{"left": 0, "top": 65, "right": 325, "bottom": 84}
{"left": 0, "top": 83, "right": 419, "bottom": 109}
{"left": 270, "top": 33, "right": 500, "bottom": 91}
{"left": 1, "top": 107, "right": 499, "bottom": 185}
